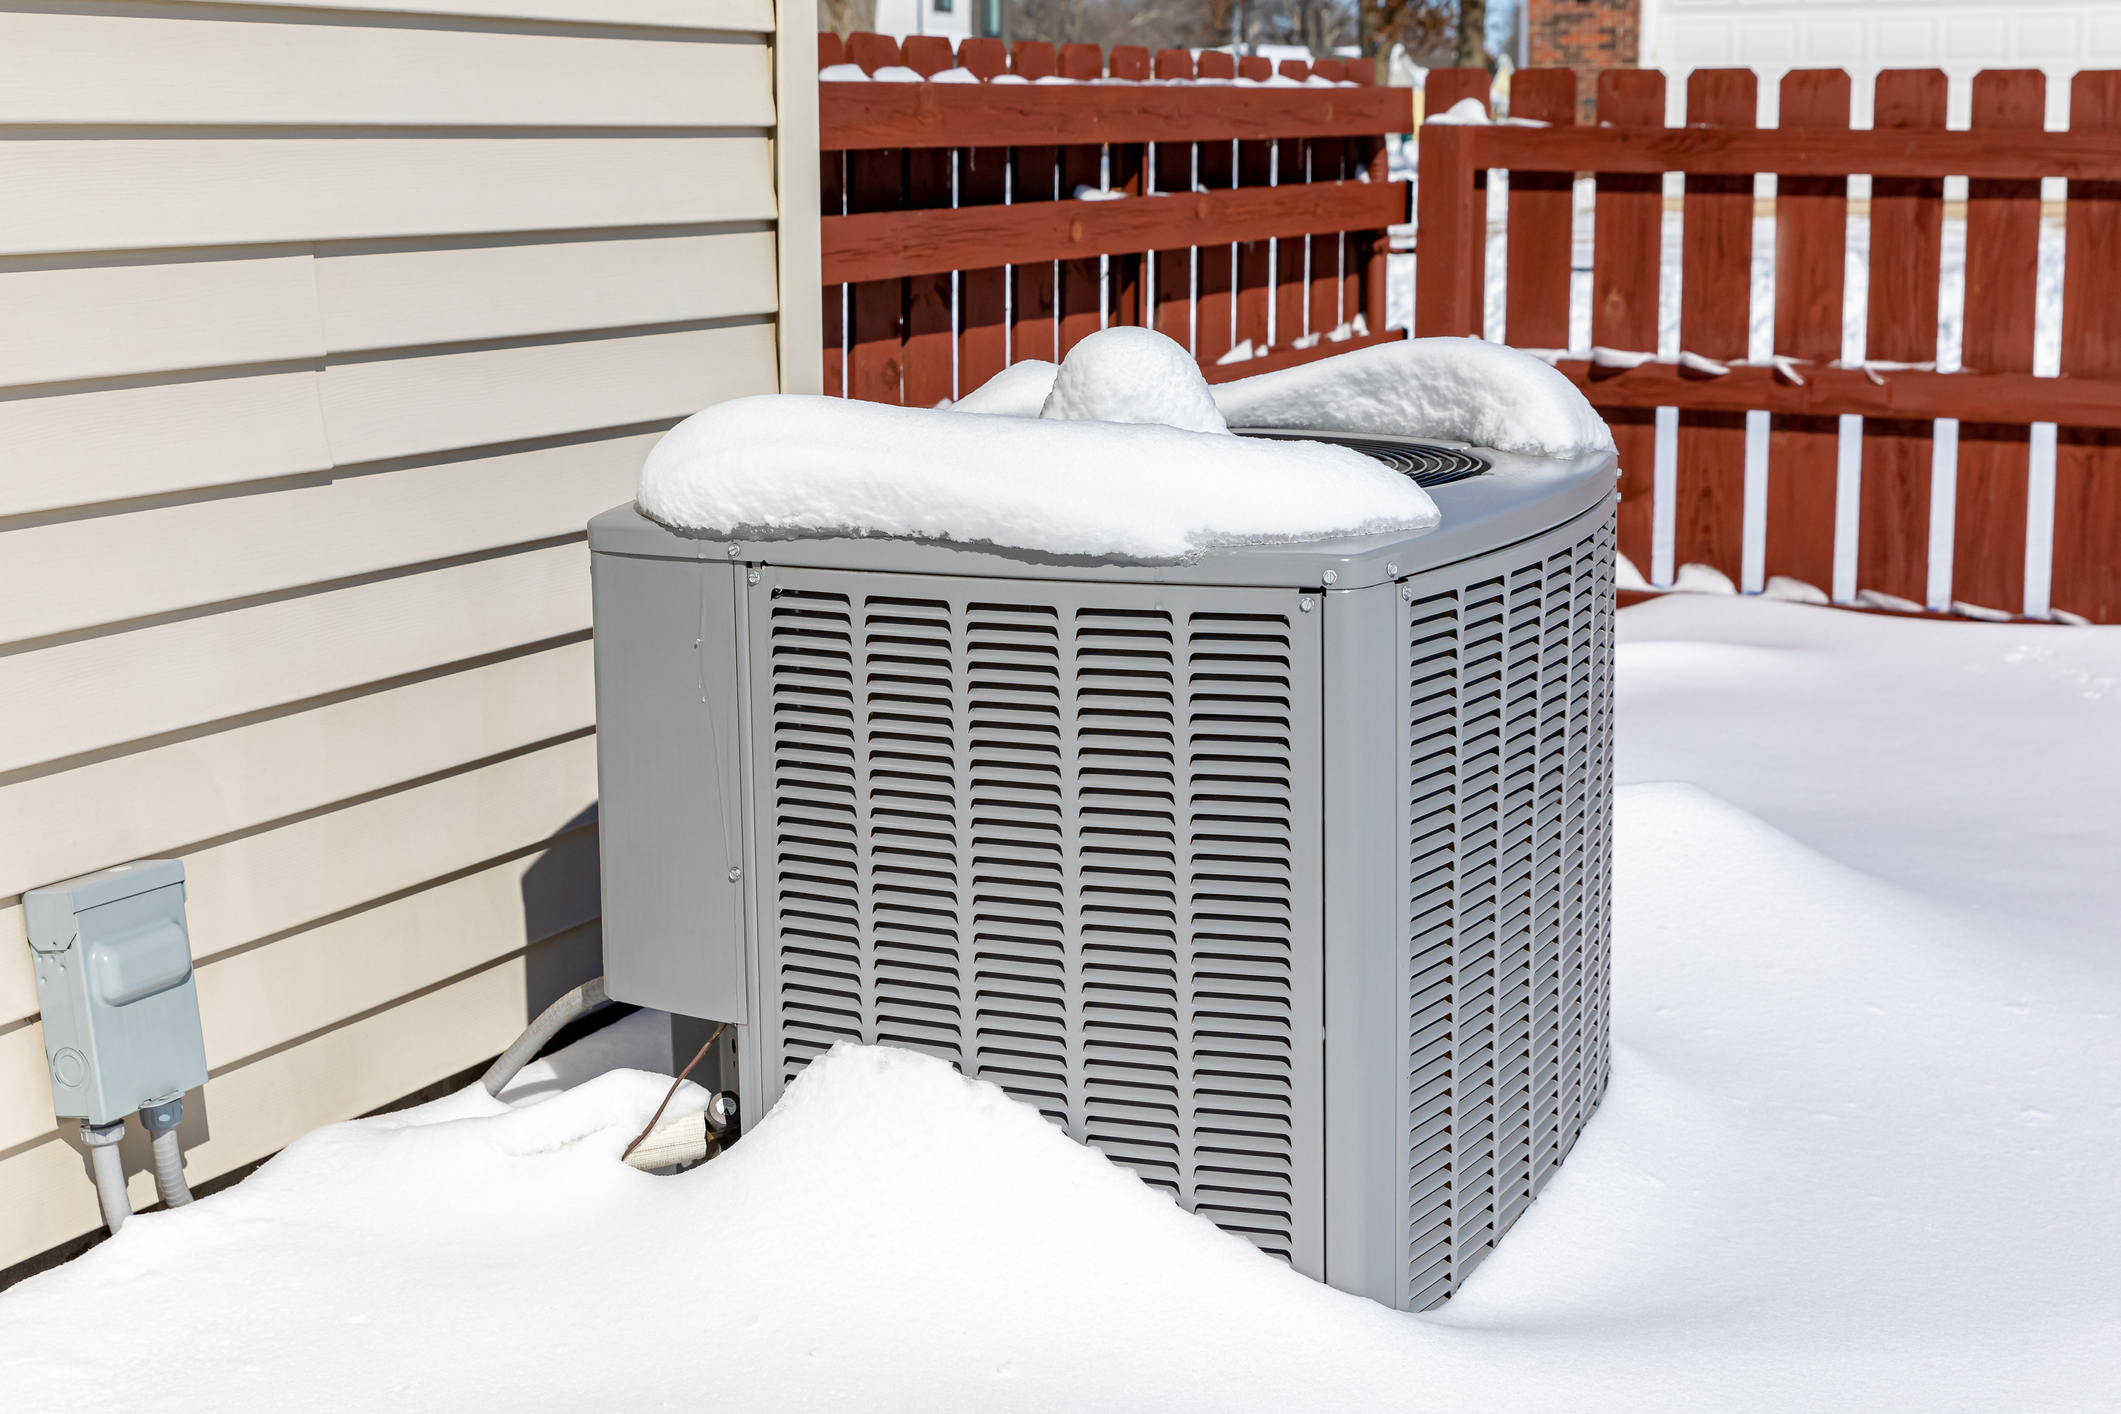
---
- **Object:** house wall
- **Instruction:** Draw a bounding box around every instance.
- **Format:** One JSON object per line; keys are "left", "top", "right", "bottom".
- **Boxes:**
{"left": 0, "top": 0, "right": 820, "bottom": 1271}
{"left": 1528, "top": 0, "right": 1641, "bottom": 122}
{"left": 1639, "top": 0, "right": 2118, "bottom": 126}
{"left": 871, "top": 0, "right": 974, "bottom": 44}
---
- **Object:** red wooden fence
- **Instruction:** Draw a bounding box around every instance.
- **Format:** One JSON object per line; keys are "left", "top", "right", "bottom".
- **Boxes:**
{"left": 818, "top": 33, "right": 1411, "bottom": 406}
{"left": 1418, "top": 65, "right": 2121, "bottom": 625}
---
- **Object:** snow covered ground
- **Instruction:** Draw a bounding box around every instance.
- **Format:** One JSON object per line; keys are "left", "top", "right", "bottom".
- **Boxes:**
{"left": 2, "top": 599, "right": 2116, "bottom": 1411}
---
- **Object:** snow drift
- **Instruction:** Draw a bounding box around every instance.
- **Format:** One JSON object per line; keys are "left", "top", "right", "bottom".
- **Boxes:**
{"left": 1037, "top": 326, "right": 1229, "bottom": 433}
{"left": 952, "top": 336, "right": 1613, "bottom": 459}
{"left": 4, "top": 601, "right": 2117, "bottom": 1413}
{"left": 1213, "top": 337, "right": 1613, "bottom": 457}
{"left": 634, "top": 394, "right": 1438, "bottom": 559}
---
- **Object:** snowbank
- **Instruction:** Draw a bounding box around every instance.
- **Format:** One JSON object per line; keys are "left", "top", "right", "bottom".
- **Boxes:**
{"left": 5, "top": 601, "right": 2117, "bottom": 1412}
{"left": 635, "top": 394, "right": 1437, "bottom": 559}
{"left": 947, "top": 357, "right": 1055, "bottom": 416}
{"left": 1214, "top": 337, "right": 1614, "bottom": 457}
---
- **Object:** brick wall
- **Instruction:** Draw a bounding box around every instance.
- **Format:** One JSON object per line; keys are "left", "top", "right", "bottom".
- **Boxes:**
{"left": 1528, "top": 0, "right": 1639, "bottom": 122}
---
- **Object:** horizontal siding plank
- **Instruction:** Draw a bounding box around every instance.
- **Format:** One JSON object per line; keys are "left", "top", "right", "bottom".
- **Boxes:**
{"left": 0, "top": 939, "right": 593, "bottom": 1269}
{"left": 115, "top": 0, "right": 776, "bottom": 35}
{"left": 0, "top": 429, "right": 649, "bottom": 647}
{"left": 0, "top": 250, "right": 323, "bottom": 389}
{"left": 0, "top": 13, "right": 772, "bottom": 129}
{"left": 0, "top": 1025, "right": 57, "bottom": 1157}
{"left": 0, "top": 638, "right": 595, "bottom": 901}
{"left": 0, "top": 137, "right": 776, "bottom": 257}
{"left": 0, "top": 541, "right": 590, "bottom": 776}
{"left": 0, "top": 370, "right": 334, "bottom": 520}
{"left": 197, "top": 829, "right": 598, "bottom": 1070}
{"left": 0, "top": 734, "right": 600, "bottom": 1029}
{"left": 316, "top": 227, "right": 777, "bottom": 352}
{"left": 320, "top": 319, "right": 775, "bottom": 465}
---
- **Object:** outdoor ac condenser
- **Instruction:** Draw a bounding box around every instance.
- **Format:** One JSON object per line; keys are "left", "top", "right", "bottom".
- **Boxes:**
{"left": 589, "top": 432, "right": 1617, "bottom": 1312}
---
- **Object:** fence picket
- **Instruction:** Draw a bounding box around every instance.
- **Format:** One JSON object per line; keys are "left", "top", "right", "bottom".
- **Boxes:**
{"left": 1504, "top": 68, "right": 1576, "bottom": 352}
{"left": 820, "top": 33, "right": 846, "bottom": 397}
{"left": 1676, "top": 69, "right": 1756, "bottom": 585}
{"left": 1271, "top": 63, "right": 1311, "bottom": 349}
{"left": 1954, "top": 69, "right": 2044, "bottom": 617}
{"left": 1859, "top": 69, "right": 1948, "bottom": 605}
{"left": 1009, "top": 42, "right": 1059, "bottom": 365}
{"left": 950, "top": 39, "right": 1010, "bottom": 393}
{"left": 1151, "top": 50, "right": 1195, "bottom": 353}
{"left": 1766, "top": 68, "right": 1851, "bottom": 597}
{"left": 1106, "top": 46, "right": 1151, "bottom": 333}
{"left": 1590, "top": 69, "right": 1664, "bottom": 576}
{"left": 1236, "top": 116, "right": 1274, "bottom": 357}
{"left": 2056, "top": 71, "right": 2121, "bottom": 623}
{"left": 845, "top": 32, "right": 908, "bottom": 403}
{"left": 1427, "top": 67, "right": 1491, "bottom": 330}
{"left": 1057, "top": 43, "right": 1105, "bottom": 355}
{"left": 900, "top": 37, "right": 957, "bottom": 408}
{"left": 1196, "top": 49, "right": 1239, "bottom": 365}
{"left": 1307, "top": 133, "right": 1345, "bottom": 342}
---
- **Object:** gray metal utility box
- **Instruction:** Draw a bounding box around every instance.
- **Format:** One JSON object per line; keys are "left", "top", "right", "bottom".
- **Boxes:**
{"left": 591, "top": 433, "right": 1617, "bottom": 1311}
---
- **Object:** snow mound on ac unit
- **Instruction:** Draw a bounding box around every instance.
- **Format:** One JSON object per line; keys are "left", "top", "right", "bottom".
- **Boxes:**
{"left": 635, "top": 393, "right": 1438, "bottom": 559}
{"left": 1213, "top": 336, "right": 1614, "bottom": 457}
{"left": 953, "top": 335, "right": 1614, "bottom": 459}
{"left": 1038, "top": 327, "right": 1231, "bottom": 434}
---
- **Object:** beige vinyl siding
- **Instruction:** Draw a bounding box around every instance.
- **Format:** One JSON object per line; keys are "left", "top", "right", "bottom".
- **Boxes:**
{"left": 0, "top": 0, "right": 820, "bottom": 1269}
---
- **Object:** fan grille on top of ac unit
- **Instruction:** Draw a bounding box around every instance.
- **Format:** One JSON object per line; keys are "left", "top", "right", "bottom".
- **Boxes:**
{"left": 1235, "top": 432, "right": 1490, "bottom": 488}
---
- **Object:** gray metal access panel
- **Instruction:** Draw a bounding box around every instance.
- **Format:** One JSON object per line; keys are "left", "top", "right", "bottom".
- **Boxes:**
{"left": 591, "top": 442, "right": 1616, "bottom": 1309}
{"left": 27, "top": 859, "right": 207, "bottom": 1126}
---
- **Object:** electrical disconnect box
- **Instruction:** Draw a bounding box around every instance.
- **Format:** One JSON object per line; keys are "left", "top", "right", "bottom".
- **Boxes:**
{"left": 26, "top": 860, "right": 207, "bottom": 1125}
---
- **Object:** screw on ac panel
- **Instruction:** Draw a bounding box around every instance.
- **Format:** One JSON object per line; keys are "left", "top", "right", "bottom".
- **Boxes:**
{"left": 1386, "top": 562, "right": 1398, "bottom": 577}
{"left": 727, "top": 868, "right": 742, "bottom": 882}
{"left": 1401, "top": 584, "right": 1415, "bottom": 602}
{"left": 1321, "top": 569, "right": 1338, "bottom": 586}
{"left": 1299, "top": 597, "right": 1315, "bottom": 613}
{"left": 727, "top": 545, "right": 740, "bottom": 558}
{"left": 747, "top": 570, "right": 761, "bottom": 585}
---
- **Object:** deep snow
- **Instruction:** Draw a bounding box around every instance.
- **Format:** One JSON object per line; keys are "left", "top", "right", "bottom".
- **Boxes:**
{"left": 3, "top": 598, "right": 2116, "bottom": 1411}
{"left": 635, "top": 392, "right": 1435, "bottom": 559}
{"left": 1214, "top": 336, "right": 1614, "bottom": 457}
{"left": 637, "top": 335, "right": 1442, "bottom": 558}
{"left": 1037, "top": 326, "right": 1229, "bottom": 433}
{"left": 954, "top": 334, "right": 1614, "bottom": 460}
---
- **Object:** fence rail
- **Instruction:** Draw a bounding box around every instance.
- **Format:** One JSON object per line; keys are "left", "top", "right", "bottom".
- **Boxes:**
{"left": 818, "top": 32, "right": 1411, "bottom": 407}
{"left": 1418, "top": 64, "right": 2121, "bottom": 625}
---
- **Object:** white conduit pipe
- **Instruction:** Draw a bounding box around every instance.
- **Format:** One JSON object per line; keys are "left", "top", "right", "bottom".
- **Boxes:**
{"left": 81, "top": 1121, "right": 130, "bottom": 1236}
{"left": 139, "top": 1097, "right": 193, "bottom": 1208}
{"left": 150, "top": 1127, "right": 193, "bottom": 1208}
{"left": 482, "top": 975, "right": 609, "bottom": 1098}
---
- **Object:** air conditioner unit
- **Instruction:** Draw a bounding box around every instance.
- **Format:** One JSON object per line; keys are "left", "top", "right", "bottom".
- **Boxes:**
{"left": 589, "top": 431, "right": 1617, "bottom": 1311}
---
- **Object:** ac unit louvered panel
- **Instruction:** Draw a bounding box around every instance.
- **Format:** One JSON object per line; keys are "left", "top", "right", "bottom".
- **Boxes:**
{"left": 1402, "top": 510, "right": 1616, "bottom": 1310}
{"left": 755, "top": 570, "right": 1323, "bottom": 1272}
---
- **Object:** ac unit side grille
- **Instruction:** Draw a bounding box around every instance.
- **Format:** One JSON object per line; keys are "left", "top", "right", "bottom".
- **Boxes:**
{"left": 1404, "top": 514, "right": 1615, "bottom": 1311}
{"left": 760, "top": 574, "right": 1324, "bottom": 1269}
